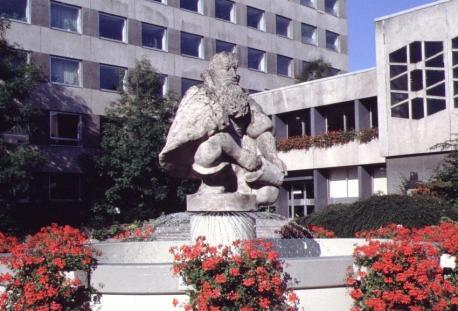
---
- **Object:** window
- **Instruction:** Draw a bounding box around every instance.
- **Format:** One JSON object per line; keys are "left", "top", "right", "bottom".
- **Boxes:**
{"left": 180, "top": 0, "right": 202, "bottom": 13}
{"left": 389, "top": 40, "right": 447, "bottom": 119}
{"left": 181, "top": 78, "right": 201, "bottom": 95}
{"left": 181, "top": 32, "right": 203, "bottom": 58}
{"left": 281, "top": 110, "right": 311, "bottom": 137}
{"left": 142, "top": 23, "right": 166, "bottom": 50}
{"left": 329, "top": 167, "right": 359, "bottom": 199}
{"left": 452, "top": 37, "right": 458, "bottom": 108}
{"left": 49, "top": 174, "right": 81, "bottom": 201}
{"left": 324, "top": 103, "right": 355, "bottom": 132}
{"left": 0, "top": 0, "right": 28, "bottom": 22}
{"left": 324, "top": 0, "right": 338, "bottom": 16}
{"left": 247, "top": 48, "right": 266, "bottom": 72}
{"left": 153, "top": 74, "right": 167, "bottom": 97}
{"left": 301, "top": 23, "right": 316, "bottom": 45}
{"left": 49, "top": 111, "right": 81, "bottom": 146}
{"left": 50, "top": 56, "right": 80, "bottom": 86}
{"left": 276, "top": 15, "right": 291, "bottom": 38}
{"left": 326, "top": 30, "right": 340, "bottom": 51}
{"left": 100, "top": 64, "right": 126, "bottom": 91}
{"left": 300, "top": 0, "right": 315, "bottom": 8}
{"left": 50, "top": 1, "right": 80, "bottom": 33}
{"left": 215, "top": 0, "right": 235, "bottom": 22}
{"left": 99, "top": 12, "right": 126, "bottom": 42}
{"left": 215, "top": 40, "right": 235, "bottom": 53}
{"left": 247, "top": 6, "right": 265, "bottom": 31}
{"left": 277, "top": 55, "right": 292, "bottom": 77}
{"left": 372, "top": 167, "right": 387, "bottom": 195}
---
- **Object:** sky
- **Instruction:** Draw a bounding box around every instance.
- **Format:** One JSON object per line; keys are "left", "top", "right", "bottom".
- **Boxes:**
{"left": 348, "top": 0, "right": 438, "bottom": 71}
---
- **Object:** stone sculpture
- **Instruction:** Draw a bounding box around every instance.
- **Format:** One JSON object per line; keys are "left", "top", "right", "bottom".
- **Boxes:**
{"left": 159, "top": 52, "right": 286, "bottom": 244}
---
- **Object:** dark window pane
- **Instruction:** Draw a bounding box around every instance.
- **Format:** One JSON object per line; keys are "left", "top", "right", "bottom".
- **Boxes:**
{"left": 453, "top": 52, "right": 458, "bottom": 65}
{"left": 181, "top": 32, "right": 202, "bottom": 57}
{"left": 425, "top": 54, "right": 444, "bottom": 68}
{"left": 301, "top": 23, "right": 316, "bottom": 45}
{"left": 50, "top": 57, "right": 80, "bottom": 86}
{"left": 276, "top": 15, "right": 290, "bottom": 37}
{"left": 411, "top": 98, "right": 424, "bottom": 120}
{"left": 326, "top": 30, "right": 339, "bottom": 51}
{"left": 287, "top": 115, "right": 303, "bottom": 137}
{"left": 324, "top": 0, "right": 337, "bottom": 15}
{"left": 215, "top": 40, "right": 235, "bottom": 53}
{"left": 454, "top": 81, "right": 458, "bottom": 95}
{"left": 390, "top": 65, "right": 407, "bottom": 77}
{"left": 51, "top": 2, "right": 79, "bottom": 32}
{"left": 100, "top": 64, "right": 126, "bottom": 91}
{"left": 391, "top": 92, "right": 408, "bottom": 106}
{"left": 455, "top": 97, "right": 458, "bottom": 108}
{"left": 248, "top": 48, "right": 265, "bottom": 71}
{"left": 410, "top": 69, "right": 423, "bottom": 91}
{"left": 426, "top": 70, "right": 445, "bottom": 87}
{"left": 142, "top": 23, "right": 165, "bottom": 49}
{"left": 277, "top": 55, "right": 292, "bottom": 76}
{"left": 181, "top": 78, "right": 200, "bottom": 95}
{"left": 153, "top": 74, "right": 167, "bottom": 97}
{"left": 426, "top": 83, "right": 445, "bottom": 97}
{"left": 424, "top": 41, "right": 443, "bottom": 58}
{"left": 99, "top": 13, "right": 125, "bottom": 41}
{"left": 409, "top": 41, "right": 422, "bottom": 63}
{"left": 389, "top": 47, "right": 407, "bottom": 63}
{"left": 181, "top": 0, "right": 199, "bottom": 12}
{"left": 247, "top": 6, "right": 264, "bottom": 29}
{"left": 453, "top": 37, "right": 458, "bottom": 49}
{"left": 427, "top": 98, "right": 446, "bottom": 115}
{"left": 215, "top": 0, "right": 234, "bottom": 21}
{"left": 50, "top": 113, "right": 80, "bottom": 140}
{"left": 49, "top": 174, "right": 80, "bottom": 201}
{"left": 453, "top": 67, "right": 458, "bottom": 78}
{"left": 391, "top": 103, "right": 409, "bottom": 119}
{"left": 0, "top": 0, "right": 27, "bottom": 21}
{"left": 390, "top": 74, "right": 408, "bottom": 91}
{"left": 300, "top": 0, "right": 314, "bottom": 7}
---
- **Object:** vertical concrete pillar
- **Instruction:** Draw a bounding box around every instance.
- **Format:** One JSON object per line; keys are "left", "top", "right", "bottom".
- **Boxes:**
{"left": 236, "top": 3, "right": 247, "bottom": 26}
{"left": 313, "top": 169, "right": 328, "bottom": 211}
{"left": 265, "top": 12, "right": 276, "bottom": 34}
{"left": 292, "top": 21, "right": 302, "bottom": 42}
{"left": 167, "top": 76, "right": 182, "bottom": 97}
{"left": 274, "top": 186, "right": 289, "bottom": 217}
{"left": 266, "top": 52, "right": 276, "bottom": 75}
{"left": 237, "top": 45, "right": 248, "bottom": 68}
{"left": 358, "top": 165, "right": 372, "bottom": 200}
{"left": 128, "top": 19, "right": 142, "bottom": 47}
{"left": 167, "top": 0, "right": 180, "bottom": 8}
{"left": 82, "top": 8, "right": 98, "bottom": 37}
{"left": 168, "top": 29, "right": 181, "bottom": 55}
{"left": 82, "top": 61, "right": 100, "bottom": 90}
{"left": 204, "top": 37, "right": 215, "bottom": 61}
{"left": 354, "top": 99, "right": 370, "bottom": 131}
{"left": 272, "top": 115, "right": 287, "bottom": 139}
{"left": 31, "top": 0, "right": 49, "bottom": 27}
{"left": 311, "top": 107, "right": 326, "bottom": 136}
{"left": 204, "top": 0, "right": 215, "bottom": 17}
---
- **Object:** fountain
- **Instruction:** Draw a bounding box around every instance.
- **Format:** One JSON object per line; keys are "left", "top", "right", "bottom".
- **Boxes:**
{"left": 89, "top": 53, "right": 362, "bottom": 310}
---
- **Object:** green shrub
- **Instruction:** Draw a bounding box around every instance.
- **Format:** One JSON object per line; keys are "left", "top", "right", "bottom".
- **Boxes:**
{"left": 296, "top": 195, "right": 456, "bottom": 237}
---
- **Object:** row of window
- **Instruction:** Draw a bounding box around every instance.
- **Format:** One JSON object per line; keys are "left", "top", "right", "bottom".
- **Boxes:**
{"left": 0, "top": 1, "right": 342, "bottom": 53}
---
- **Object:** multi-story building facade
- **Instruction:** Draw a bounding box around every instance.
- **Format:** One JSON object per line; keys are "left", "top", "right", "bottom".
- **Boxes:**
{"left": 0, "top": 0, "right": 348, "bottom": 220}
{"left": 252, "top": 0, "right": 458, "bottom": 218}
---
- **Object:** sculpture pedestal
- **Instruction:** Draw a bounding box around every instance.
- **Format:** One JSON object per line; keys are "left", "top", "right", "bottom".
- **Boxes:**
{"left": 187, "top": 193, "right": 257, "bottom": 246}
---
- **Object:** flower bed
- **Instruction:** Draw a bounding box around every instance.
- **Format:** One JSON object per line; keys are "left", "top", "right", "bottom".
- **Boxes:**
{"left": 0, "top": 224, "right": 99, "bottom": 311}
{"left": 349, "top": 223, "right": 458, "bottom": 311}
{"left": 277, "top": 128, "right": 379, "bottom": 152}
{"left": 170, "top": 237, "right": 299, "bottom": 311}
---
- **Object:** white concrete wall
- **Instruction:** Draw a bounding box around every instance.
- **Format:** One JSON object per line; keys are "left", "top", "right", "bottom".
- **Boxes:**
{"left": 251, "top": 68, "right": 377, "bottom": 115}
{"left": 375, "top": 0, "right": 458, "bottom": 157}
{"left": 278, "top": 139, "right": 385, "bottom": 171}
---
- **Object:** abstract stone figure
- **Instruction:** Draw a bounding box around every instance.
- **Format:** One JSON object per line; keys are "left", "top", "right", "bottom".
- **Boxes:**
{"left": 159, "top": 52, "right": 286, "bottom": 245}
{"left": 159, "top": 52, "right": 286, "bottom": 207}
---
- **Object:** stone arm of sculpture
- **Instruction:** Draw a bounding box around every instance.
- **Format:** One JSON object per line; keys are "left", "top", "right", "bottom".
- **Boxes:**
{"left": 193, "top": 132, "right": 262, "bottom": 174}
{"left": 255, "top": 131, "right": 287, "bottom": 174}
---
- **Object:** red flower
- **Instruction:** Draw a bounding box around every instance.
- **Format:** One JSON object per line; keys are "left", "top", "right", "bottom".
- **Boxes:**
{"left": 215, "top": 273, "right": 227, "bottom": 284}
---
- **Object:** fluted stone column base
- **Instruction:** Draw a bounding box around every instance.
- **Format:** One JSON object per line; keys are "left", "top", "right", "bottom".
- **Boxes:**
{"left": 190, "top": 212, "right": 255, "bottom": 246}
{"left": 187, "top": 193, "right": 257, "bottom": 246}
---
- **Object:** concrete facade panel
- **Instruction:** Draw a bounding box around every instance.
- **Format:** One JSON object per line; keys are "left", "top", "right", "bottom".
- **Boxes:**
{"left": 134, "top": 3, "right": 171, "bottom": 28}
{"left": 31, "top": 0, "right": 49, "bottom": 27}
{"left": 82, "top": 8, "right": 98, "bottom": 37}
{"left": 6, "top": 23, "right": 42, "bottom": 52}
{"left": 127, "top": 19, "right": 141, "bottom": 46}
{"left": 40, "top": 29, "right": 92, "bottom": 61}
{"left": 89, "top": 0, "right": 130, "bottom": 18}
{"left": 386, "top": 152, "right": 448, "bottom": 193}
{"left": 82, "top": 61, "right": 100, "bottom": 90}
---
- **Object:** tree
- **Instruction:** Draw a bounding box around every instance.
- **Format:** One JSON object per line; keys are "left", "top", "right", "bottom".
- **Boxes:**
{"left": 0, "top": 19, "right": 46, "bottom": 234}
{"left": 427, "top": 139, "right": 458, "bottom": 207}
{"left": 94, "top": 59, "right": 197, "bottom": 225}
{"left": 296, "top": 58, "right": 336, "bottom": 83}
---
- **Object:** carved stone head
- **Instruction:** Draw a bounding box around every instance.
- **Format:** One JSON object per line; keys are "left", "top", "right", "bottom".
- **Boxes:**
{"left": 208, "top": 52, "right": 240, "bottom": 87}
